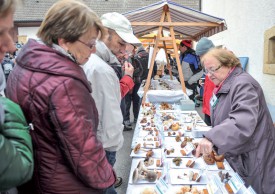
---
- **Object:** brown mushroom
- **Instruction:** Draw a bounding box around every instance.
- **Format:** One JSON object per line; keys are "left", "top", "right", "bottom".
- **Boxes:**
{"left": 146, "top": 171, "right": 157, "bottom": 182}
{"left": 132, "top": 168, "right": 146, "bottom": 183}
{"left": 134, "top": 143, "right": 150, "bottom": 154}
{"left": 134, "top": 143, "right": 141, "bottom": 154}
{"left": 181, "top": 140, "right": 187, "bottom": 148}
{"left": 144, "top": 157, "right": 154, "bottom": 167}
{"left": 146, "top": 150, "right": 154, "bottom": 157}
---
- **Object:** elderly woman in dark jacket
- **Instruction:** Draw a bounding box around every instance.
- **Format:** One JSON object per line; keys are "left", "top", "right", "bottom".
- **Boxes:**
{"left": 195, "top": 48, "right": 275, "bottom": 194}
{"left": 6, "top": 0, "right": 115, "bottom": 193}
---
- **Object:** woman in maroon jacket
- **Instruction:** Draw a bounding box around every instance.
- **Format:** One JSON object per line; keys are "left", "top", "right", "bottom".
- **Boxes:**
{"left": 6, "top": 0, "right": 115, "bottom": 193}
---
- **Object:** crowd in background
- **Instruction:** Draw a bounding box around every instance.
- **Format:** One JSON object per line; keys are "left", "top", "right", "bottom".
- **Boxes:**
{"left": 1, "top": 42, "right": 23, "bottom": 83}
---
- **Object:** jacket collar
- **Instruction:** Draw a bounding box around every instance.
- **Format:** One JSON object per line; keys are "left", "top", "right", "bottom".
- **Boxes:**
{"left": 218, "top": 66, "right": 243, "bottom": 94}
{"left": 95, "top": 40, "right": 120, "bottom": 65}
{"left": 16, "top": 39, "right": 92, "bottom": 92}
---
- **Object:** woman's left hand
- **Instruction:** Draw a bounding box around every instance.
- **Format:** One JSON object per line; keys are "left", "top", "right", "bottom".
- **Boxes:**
{"left": 195, "top": 138, "right": 213, "bottom": 157}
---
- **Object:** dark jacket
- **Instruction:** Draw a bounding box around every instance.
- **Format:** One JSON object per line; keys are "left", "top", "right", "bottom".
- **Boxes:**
{"left": 205, "top": 67, "right": 275, "bottom": 194}
{"left": 0, "top": 97, "right": 33, "bottom": 192}
{"left": 6, "top": 39, "right": 115, "bottom": 194}
{"left": 180, "top": 49, "right": 203, "bottom": 85}
{"left": 132, "top": 49, "right": 156, "bottom": 83}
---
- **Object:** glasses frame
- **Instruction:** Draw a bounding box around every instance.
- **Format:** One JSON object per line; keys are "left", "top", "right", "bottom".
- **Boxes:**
{"left": 77, "top": 39, "right": 96, "bottom": 50}
{"left": 204, "top": 64, "right": 222, "bottom": 75}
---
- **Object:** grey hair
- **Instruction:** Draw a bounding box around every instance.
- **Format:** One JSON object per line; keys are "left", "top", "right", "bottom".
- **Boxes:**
{"left": 37, "top": 0, "right": 105, "bottom": 46}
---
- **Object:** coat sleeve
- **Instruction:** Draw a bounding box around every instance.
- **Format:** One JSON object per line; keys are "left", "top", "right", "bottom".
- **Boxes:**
{"left": 120, "top": 75, "right": 134, "bottom": 98}
{"left": 49, "top": 80, "right": 115, "bottom": 189}
{"left": 0, "top": 97, "right": 33, "bottom": 191}
{"left": 205, "top": 81, "right": 260, "bottom": 155}
{"left": 86, "top": 66, "right": 124, "bottom": 151}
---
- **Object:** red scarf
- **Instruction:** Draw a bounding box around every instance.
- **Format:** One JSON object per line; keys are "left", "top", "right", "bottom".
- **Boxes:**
{"left": 213, "top": 67, "right": 236, "bottom": 94}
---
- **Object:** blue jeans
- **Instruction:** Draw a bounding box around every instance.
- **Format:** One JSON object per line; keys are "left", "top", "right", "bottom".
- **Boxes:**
{"left": 104, "top": 151, "right": 117, "bottom": 194}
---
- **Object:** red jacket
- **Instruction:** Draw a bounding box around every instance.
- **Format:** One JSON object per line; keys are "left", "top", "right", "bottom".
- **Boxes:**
{"left": 6, "top": 39, "right": 115, "bottom": 194}
{"left": 120, "top": 75, "right": 134, "bottom": 98}
{"left": 202, "top": 76, "right": 215, "bottom": 116}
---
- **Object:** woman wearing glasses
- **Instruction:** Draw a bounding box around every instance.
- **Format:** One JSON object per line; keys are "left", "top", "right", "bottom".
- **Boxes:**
{"left": 6, "top": 0, "right": 115, "bottom": 193}
{"left": 195, "top": 48, "right": 275, "bottom": 194}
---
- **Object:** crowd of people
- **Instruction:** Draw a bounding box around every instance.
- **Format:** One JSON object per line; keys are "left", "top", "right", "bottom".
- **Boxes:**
{"left": 1, "top": 0, "right": 275, "bottom": 194}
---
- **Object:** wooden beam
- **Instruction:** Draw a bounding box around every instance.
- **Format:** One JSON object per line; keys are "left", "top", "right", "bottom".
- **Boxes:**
{"left": 166, "top": 9, "right": 186, "bottom": 93}
{"left": 159, "top": 37, "right": 173, "bottom": 41}
{"left": 142, "top": 10, "right": 166, "bottom": 104}
{"left": 131, "top": 22, "right": 220, "bottom": 27}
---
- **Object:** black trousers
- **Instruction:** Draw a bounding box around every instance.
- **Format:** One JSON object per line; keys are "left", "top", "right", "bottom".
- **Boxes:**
{"left": 120, "top": 97, "right": 126, "bottom": 122}
{"left": 125, "top": 83, "right": 141, "bottom": 121}
{"left": 184, "top": 81, "right": 198, "bottom": 101}
{"left": 204, "top": 114, "right": 211, "bottom": 126}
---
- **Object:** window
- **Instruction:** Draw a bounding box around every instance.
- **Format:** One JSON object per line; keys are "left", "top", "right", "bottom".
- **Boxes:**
{"left": 264, "top": 26, "right": 275, "bottom": 74}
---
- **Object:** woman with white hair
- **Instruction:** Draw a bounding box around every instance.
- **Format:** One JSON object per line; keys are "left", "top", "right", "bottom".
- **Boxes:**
{"left": 196, "top": 48, "right": 275, "bottom": 194}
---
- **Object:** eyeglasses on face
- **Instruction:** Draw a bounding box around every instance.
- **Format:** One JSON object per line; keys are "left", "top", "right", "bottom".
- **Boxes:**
{"left": 77, "top": 39, "right": 96, "bottom": 50}
{"left": 204, "top": 64, "right": 222, "bottom": 75}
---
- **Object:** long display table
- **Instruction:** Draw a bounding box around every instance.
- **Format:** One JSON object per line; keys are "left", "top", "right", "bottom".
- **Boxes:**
{"left": 126, "top": 102, "right": 257, "bottom": 194}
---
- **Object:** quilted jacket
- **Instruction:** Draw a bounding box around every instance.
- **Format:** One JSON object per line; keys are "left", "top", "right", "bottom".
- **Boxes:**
{"left": 6, "top": 39, "right": 115, "bottom": 194}
{"left": 0, "top": 97, "right": 33, "bottom": 191}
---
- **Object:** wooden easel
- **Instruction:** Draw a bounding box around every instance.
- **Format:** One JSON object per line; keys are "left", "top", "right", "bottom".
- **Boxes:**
{"left": 141, "top": 4, "right": 186, "bottom": 104}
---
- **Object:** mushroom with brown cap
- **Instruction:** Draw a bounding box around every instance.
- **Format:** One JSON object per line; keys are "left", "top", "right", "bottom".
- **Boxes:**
{"left": 134, "top": 143, "right": 141, "bottom": 154}
{"left": 132, "top": 168, "right": 146, "bottom": 183}
{"left": 144, "top": 157, "right": 154, "bottom": 167}
{"left": 146, "top": 171, "right": 157, "bottom": 182}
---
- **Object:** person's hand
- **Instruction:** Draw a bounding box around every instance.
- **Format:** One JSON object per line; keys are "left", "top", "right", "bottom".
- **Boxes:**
{"left": 123, "top": 61, "right": 134, "bottom": 78}
{"left": 198, "top": 79, "right": 203, "bottom": 86}
{"left": 195, "top": 138, "right": 213, "bottom": 157}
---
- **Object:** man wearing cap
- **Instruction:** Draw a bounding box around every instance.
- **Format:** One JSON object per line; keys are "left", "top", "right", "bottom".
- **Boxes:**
{"left": 179, "top": 40, "right": 203, "bottom": 101}
{"left": 195, "top": 37, "right": 215, "bottom": 126}
{"left": 83, "top": 12, "right": 141, "bottom": 193}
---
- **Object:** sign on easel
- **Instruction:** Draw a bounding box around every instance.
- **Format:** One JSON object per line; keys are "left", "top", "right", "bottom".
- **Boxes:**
{"left": 148, "top": 46, "right": 154, "bottom": 69}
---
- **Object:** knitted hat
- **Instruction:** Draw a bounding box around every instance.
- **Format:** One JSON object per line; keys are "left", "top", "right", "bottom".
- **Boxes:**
{"left": 180, "top": 40, "right": 192, "bottom": 48}
{"left": 195, "top": 37, "right": 214, "bottom": 56}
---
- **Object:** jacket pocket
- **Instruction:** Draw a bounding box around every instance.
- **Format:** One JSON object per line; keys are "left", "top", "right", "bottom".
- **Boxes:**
{"left": 228, "top": 154, "right": 248, "bottom": 178}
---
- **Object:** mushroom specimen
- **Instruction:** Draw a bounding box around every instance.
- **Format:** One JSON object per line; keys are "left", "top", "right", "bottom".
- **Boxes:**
{"left": 133, "top": 143, "right": 154, "bottom": 157}
{"left": 132, "top": 161, "right": 158, "bottom": 183}
{"left": 144, "top": 157, "right": 154, "bottom": 167}
{"left": 132, "top": 168, "right": 146, "bottom": 183}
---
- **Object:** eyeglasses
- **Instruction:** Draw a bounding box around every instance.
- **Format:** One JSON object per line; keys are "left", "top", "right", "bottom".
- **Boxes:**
{"left": 204, "top": 64, "right": 222, "bottom": 75}
{"left": 77, "top": 39, "right": 96, "bottom": 50}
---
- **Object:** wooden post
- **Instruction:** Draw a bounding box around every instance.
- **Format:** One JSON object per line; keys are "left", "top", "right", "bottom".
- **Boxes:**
{"left": 141, "top": 4, "right": 187, "bottom": 104}
{"left": 166, "top": 7, "right": 186, "bottom": 93}
{"left": 142, "top": 10, "right": 166, "bottom": 104}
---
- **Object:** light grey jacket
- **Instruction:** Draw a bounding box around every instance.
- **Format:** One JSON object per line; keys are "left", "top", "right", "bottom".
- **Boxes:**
{"left": 181, "top": 60, "right": 203, "bottom": 85}
{"left": 205, "top": 67, "right": 275, "bottom": 194}
{"left": 83, "top": 41, "right": 124, "bottom": 152}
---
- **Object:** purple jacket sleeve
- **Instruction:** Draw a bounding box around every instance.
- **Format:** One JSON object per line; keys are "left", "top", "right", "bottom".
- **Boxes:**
{"left": 205, "top": 81, "right": 260, "bottom": 155}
